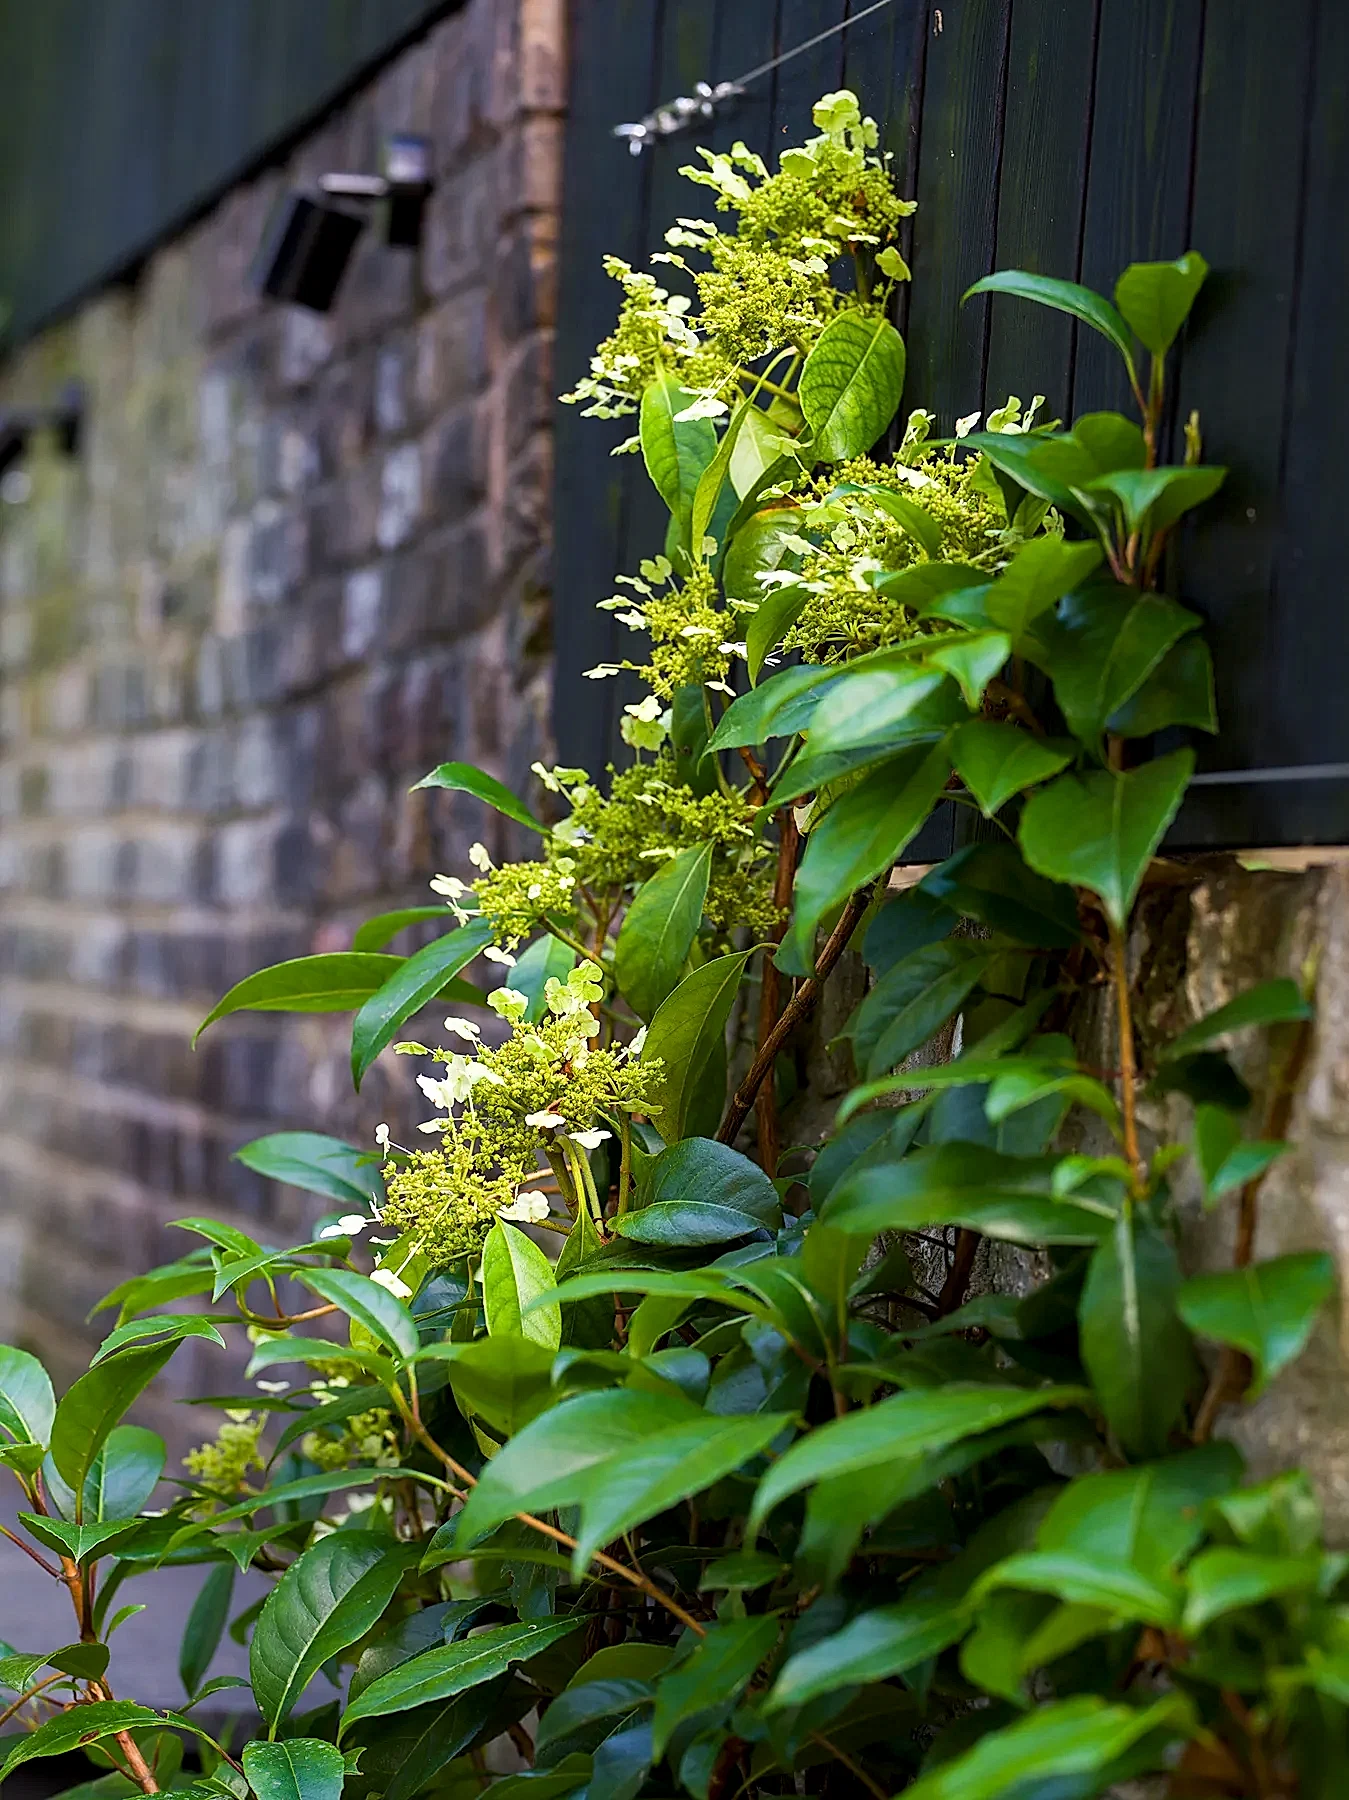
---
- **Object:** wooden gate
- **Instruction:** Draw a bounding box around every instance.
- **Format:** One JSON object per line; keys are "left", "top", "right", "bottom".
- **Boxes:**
{"left": 552, "top": 0, "right": 1349, "bottom": 850}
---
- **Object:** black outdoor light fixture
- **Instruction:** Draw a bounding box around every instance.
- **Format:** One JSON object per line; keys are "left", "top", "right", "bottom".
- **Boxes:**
{"left": 251, "top": 134, "right": 434, "bottom": 313}
{"left": 0, "top": 380, "right": 85, "bottom": 500}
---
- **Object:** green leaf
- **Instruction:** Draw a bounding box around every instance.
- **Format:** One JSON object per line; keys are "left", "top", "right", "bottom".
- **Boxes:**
{"left": 798, "top": 310, "right": 906, "bottom": 460}
{"left": 923, "top": 632, "right": 1010, "bottom": 709}
{"left": 196, "top": 954, "right": 404, "bottom": 1041}
{"left": 242, "top": 1739, "right": 346, "bottom": 1800}
{"left": 454, "top": 1388, "right": 705, "bottom": 1542}
{"left": 250, "top": 1535, "right": 415, "bottom": 1732}
{"left": 1079, "top": 1210, "right": 1197, "bottom": 1455}
{"left": 180, "top": 1563, "right": 234, "bottom": 1698}
{"left": 1178, "top": 1253, "right": 1335, "bottom": 1397}
{"left": 766, "top": 1597, "right": 970, "bottom": 1711}
{"left": 722, "top": 508, "right": 804, "bottom": 604}
{"left": 870, "top": 561, "right": 990, "bottom": 617}
{"left": 423, "top": 1336, "right": 557, "bottom": 1438}
{"left": 637, "top": 1137, "right": 780, "bottom": 1224}
{"left": 410, "top": 761, "right": 545, "bottom": 834}
{"left": 1165, "top": 978, "right": 1312, "bottom": 1060}
{"left": 643, "top": 951, "right": 750, "bottom": 1142}
{"left": 901, "top": 1694, "right": 1186, "bottom": 1800}
{"left": 751, "top": 1384, "right": 1088, "bottom": 1527}
{"left": 804, "top": 666, "right": 951, "bottom": 759}
{"left": 340, "top": 1618, "right": 584, "bottom": 1733}
{"left": 299, "top": 1268, "right": 419, "bottom": 1364}
{"left": 49, "top": 1342, "right": 177, "bottom": 1497}
{"left": 18, "top": 1515, "right": 142, "bottom": 1565}
{"left": 1107, "top": 633, "right": 1217, "bottom": 739}
{"left": 1018, "top": 751, "right": 1194, "bottom": 928}
{"left": 982, "top": 535, "right": 1104, "bottom": 641}
{"left": 860, "top": 484, "right": 944, "bottom": 558}
{"left": 46, "top": 1422, "right": 166, "bottom": 1523}
{"left": 651, "top": 1617, "right": 779, "bottom": 1758}
{"left": 352, "top": 906, "right": 462, "bottom": 953}
{"left": 350, "top": 920, "right": 494, "bottom": 1087}
{"left": 690, "top": 401, "right": 752, "bottom": 553}
{"left": 482, "top": 1221, "right": 561, "bottom": 1350}
{"left": 746, "top": 584, "right": 809, "bottom": 685}
{"left": 847, "top": 940, "right": 997, "bottom": 1079}
{"left": 824, "top": 1141, "right": 1119, "bottom": 1246}
{"left": 1113, "top": 252, "right": 1209, "bottom": 357}
{"left": 1031, "top": 586, "right": 1201, "bottom": 756}
{"left": 1182, "top": 1547, "right": 1322, "bottom": 1635}
{"left": 0, "top": 1345, "right": 56, "bottom": 1448}
{"left": 91, "top": 1316, "right": 225, "bottom": 1367}
{"left": 704, "top": 663, "right": 842, "bottom": 756}
{"left": 614, "top": 844, "right": 712, "bottom": 1022}
{"left": 783, "top": 743, "right": 952, "bottom": 972}
{"left": 1085, "top": 465, "right": 1226, "bottom": 534}
{"left": 639, "top": 371, "right": 718, "bottom": 547}
{"left": 964, "top": 270, "right": 1137, "bottom": 376}
{"left": 0, "top": 1702, "right": 203, "bottom": 1783}
{"left": 234, "top": 1132, "right": 383, "bottom": 1211}
{"left": 1190, "top": 1104, "right": 1288, "bottom": 1205}
{"left": 510, "top": 933, "right": 577, "bottom": 1023}
{"left": 613, "top": 1205, "right": 768, "bottom": 1249}
{"left": 920, "top": 841, "right": 1081, "bottom": 948}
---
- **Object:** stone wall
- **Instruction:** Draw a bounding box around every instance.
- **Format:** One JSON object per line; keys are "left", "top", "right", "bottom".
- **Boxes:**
{"left": 0, "top": 0, "right": 565, "bottom": 1435}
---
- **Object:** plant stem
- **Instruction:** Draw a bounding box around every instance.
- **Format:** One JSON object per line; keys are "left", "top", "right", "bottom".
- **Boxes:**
{"left": 754, "top": 810, "right": 800, "bottom": 1177}
{"left": 1109, "top": 919, "right": 1144, "bottom": 1194}
{"left": 545, "top": 920, "right": 606, "bottom": 968}
{"left": 936, "top": 1229, "right": 981, "bottom": 1315}
{"left": 617, "top": 1114, "right": 633, "bottom": 1216}
{"left": 718, "top": 883, "right": 874, "bottom": 1145}
{"left": 113, "top": 1731, "right": 161, "bottom": 1794}
{"left": 0, "top": 1522, "right": 61, "bottom": 1578}
{"left": 808, "top": 1733, "right": 888, "bottom": 1800}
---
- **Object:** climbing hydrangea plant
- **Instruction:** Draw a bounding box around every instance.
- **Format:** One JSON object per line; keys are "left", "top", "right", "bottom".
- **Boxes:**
{"left": 0, "top": 91, "right": 1340, "bottom": 1800}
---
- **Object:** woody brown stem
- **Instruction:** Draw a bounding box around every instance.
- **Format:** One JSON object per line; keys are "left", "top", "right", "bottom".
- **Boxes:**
{"left": 718, "top": 883, "right": 874, "bottom": 1147}
{"left": 936, "top": 1229, "right": 981, "bottom": 1316}
{"left": 1109, "top": 919, "right": 1144, "bottom": 1193}
{"left": 754, "top": 811, "right": 800, "bottom": 1177}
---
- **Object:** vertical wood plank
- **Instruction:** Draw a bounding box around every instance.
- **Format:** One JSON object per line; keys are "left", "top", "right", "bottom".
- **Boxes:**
{"left": 901, "top": 0, "right": 1013, "bottom": 430}
{"left": 983, "top": 0, "right": 1099, "bottom": 421}
{"left": 1071, "top": 0, "right": 1204, "bottom": 417}
{"left": 770, "top": 0, "right": 850, "bottom": 149}
{"left": 550, "top": 0, "right": 663, "bottom": 772}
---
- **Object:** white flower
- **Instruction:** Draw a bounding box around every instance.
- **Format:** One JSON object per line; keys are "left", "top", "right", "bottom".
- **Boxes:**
{"left": 955, "top": 411, "right": 981, "bottom": 438}
{"left": 583, "top": 663, "right": 622, "bottom": 679}
{"left": 673, "top": 394, "right": 729, "bottom": 422}
{"left": 468, "top": 842, "right": 494, "bottom": 872}
{"left": 570, "top": 1128, "right": 612, "bottom": 1151}
{"left": 430, "top": 874, "right": 469, "bottom": 900}
{"left": 442, "top": 1016, "right": 481, "bottom": 1042}
{"left": 526, "top": 1110, "right": 566, "bottom": 1130}
{"left": 375, "top": 1122, "right": 390, "bottom": 1151}
{"left": 498, "top": 1190, "right": 553, "bottom": 1224}
{"left": 483, "top": 946, "right": 516, "bottom": 967}
{"left": 615, "top": 610, "right": 647, "bottom": 631}
{"left": 319, "top": 1213, "right": 371, "bottom": 1240}
{"left": 626, "top": 694, "right": 663, "bottom": 724}
{"left": 532, "top": 761, "right": 563, "bottom": 793}
{"left": 255, "top": 1379, "right": 290, "bottom": 1394}
{"left": 719, "top": 642, "right": 748, "bottom": 658}
{"left": 370, "top": 1266, "right": 413, "bottom": 1300}
{"left": 487, "top": 986, "right": 529, "bottom": 1022}
{"left": 628, "top": 1026, "right": 648, "bottom": 1058}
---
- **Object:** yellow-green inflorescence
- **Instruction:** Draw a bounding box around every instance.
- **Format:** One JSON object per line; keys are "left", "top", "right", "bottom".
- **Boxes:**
{"left": 381, "top": 963, "right": 662, "bottom": 1269}
{"left": 183, "top": 1411, "right": 265, "bottom": 1503}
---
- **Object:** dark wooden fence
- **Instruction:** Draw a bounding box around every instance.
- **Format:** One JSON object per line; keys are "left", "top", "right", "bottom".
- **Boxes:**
{"left": 0, "top": 0, "right": 456, "bottom": 345}
{"left": 553, "top": 0, "right": 1349, "bottom": 850}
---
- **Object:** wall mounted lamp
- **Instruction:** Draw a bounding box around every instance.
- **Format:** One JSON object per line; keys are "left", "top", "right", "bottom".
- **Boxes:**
{"left": 251, "top": 134, "right": 434, "bottom": 313}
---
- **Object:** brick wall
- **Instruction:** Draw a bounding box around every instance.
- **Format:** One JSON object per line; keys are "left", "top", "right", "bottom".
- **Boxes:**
{"left": 0, "top": 0, "right": 566, "bottom": 1432}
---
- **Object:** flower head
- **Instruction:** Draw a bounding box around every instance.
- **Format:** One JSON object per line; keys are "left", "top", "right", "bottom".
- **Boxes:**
{"left": 498, "top": 1190, "right": 553, "bottom": 1224}
{"left": 468, "top": 842, "right": 494, "bottom": 872}
{"left": 370, "top": 1266, "right": 413, "bottom": 1300}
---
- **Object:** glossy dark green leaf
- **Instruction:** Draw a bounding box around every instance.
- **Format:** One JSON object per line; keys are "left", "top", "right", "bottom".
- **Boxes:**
{"left": 1030, "top": 412, "right": 1147, "bottom": 483}
{"left": 690, "top": 400, "right": 753, "bottom": 553}
{"left": 1079, "top": 1211, "right": 1197, "bottom": 1456}
{"left": 1177, "top": 1253, "right": 1335, "bottom": 1398}
{"left": 799, "top": 310, "right": 906, "bottom": 460}
{"left": 482, "top": 1220, "right": 561, "bottom": 1350}
{"left": 242, "top": 1739, "right": 346, "bottom": 1800}
{"left": 782, "top": 742, "right": 951, "bottom": 971}
{"left": 46, "top": 1422, "right": 165, "bottom": 1523}
{"left": 410, "top": 761, "right": 545, "bottom": 834}
{"left": 340, "top": 1618, "right": 584, "bottom": 1733}
{"left": 651, "top": 1617, "right": 779, "bottom": 1758}
{"left": 642, "top": 951, "right": 750, "bottom": 1142}
{"left": 869, "top": 561, "right": 989, "bottom": 615}
{"left": 964, "top": 270, "right": 1137, "bottom": 373}
{"left": 91, "top": 1315, "right": 225, "bottom": 1367}
{"left": 1031, "top": 585, "right": 1201, "bottom": 755}
{"left": 982, "top": 535, "right": 1104, "bottom": 640}
{"left": 298, "top": 1268, "right": 419, "bottom": 1365}
{"left": 704, "top": 663, "right": 841, "bottom": 756}
{"left": 0, "top": 1345, "right": 56, "bottom": 1448}
{"left": 0, "top": 1701, "right": 202, "bottom": 1783}
{"left": 180, "top": 1563, "right": 234, "bottom": 1698}
{"left": 18, "top": 1514, "right": 142, "bottom": 1565}
{"left": 638, "top": 1137, "right": 780, "bottom": 1225}
{"left": 750, "top": 1383, "right": 1088, "bottom": 1527}
{"left": 949, "top": 722, "right": 1071, "bottom": 820}
{"left": 195, "top": 954, "right": 404, "bottom": 1040}
{"left": 1164, "top": 978, "right": 1312, "bottom": 1060}
{"left": 1018, "top": 751, "right": 1194, "bottom": 928}
{"left": 509, "top": 932, "right": 577, "bottom": 1024}
{"left": 49, "top": 1341, "right": 177, "bottom": 1496}
{"left": 921, "top": 841, "right": 1081, "bottom": 948}
{"left": 722, "top": 508, "right": 805, "bottom": 603}
{"left": 860, "top": 484, "right": 944, "bottom": 557}
{"left": 234, "top": 1131, "right": 382, "bottom": 1212}
{"left": 669, "top": 684, "right": 718, "bottom": 796}
{"left": 746, "top": 584, "right": 809, "bottom": 684}
{"left": 1191, "top": 1104, "right": 1288, "bottom": 1206}
{"left": 1113, "top": 252, "right": 1209, "bottom": 356}
{"left": 923, "top": 631, "right": 1010, "bottom": 708}
{"left": 639, "top": 371, "right": 717, "bottom": 547}
{"left": 767, "top": 1596, "right": 970, "bottom": 1710}
{"left": 862, "top": 887, "right": 954, "bottom": 972}
{"left": 612, "top": 1202, "right": 770, "bottom": 1248}
{"left": 1106, "top": 632, "right": 1217, "bottom": 738}
{"left": 421, "top": 1336, "right": 558, "bottom": 1439}
{"left": 615, "top": 843, "right": 712, "bottom": 1021}
{"left": 804, "top": 666, "right": 949, "bottom": 759}
{"left": 350, "top": 919, "right": 494, "bottom": 1087}
{"left": 1182, "top": 1547, "right": 1321, "bottom": 1636}
{"left": 847, "top": 939, "right": 997, "bottom": 1079}
{"left": 823, "top": 1142, "right": 1118, "bottom": 1246}
{"left": 1085, "top": 465, "right": 1226, "bottom": 534}
{"left": 352, "top": 906, "right": 462, "bottom": 953}
{"left": 251, "top": 1535, "right": 415, "bottom": 1731}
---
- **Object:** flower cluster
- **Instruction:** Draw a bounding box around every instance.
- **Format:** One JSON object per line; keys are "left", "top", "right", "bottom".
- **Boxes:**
{"left": 381, "top": 965, "right": 661, "bottom": 1267}
{"left": 183, "top": 1411, "right": 265, "bottom": 1503}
